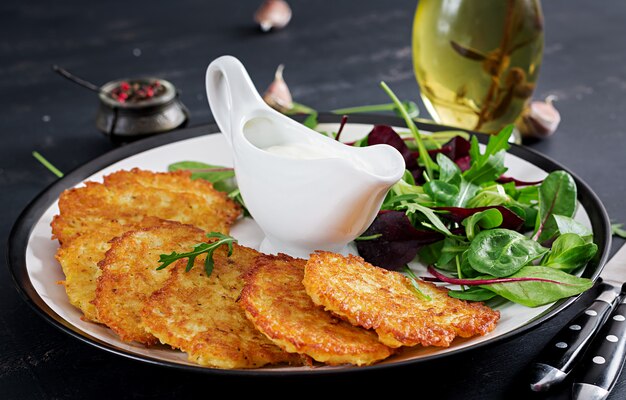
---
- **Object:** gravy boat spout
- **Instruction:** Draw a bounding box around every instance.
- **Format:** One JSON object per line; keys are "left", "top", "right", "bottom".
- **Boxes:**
{"left": 206, "top": 55, "right": 405, "bottom": 258}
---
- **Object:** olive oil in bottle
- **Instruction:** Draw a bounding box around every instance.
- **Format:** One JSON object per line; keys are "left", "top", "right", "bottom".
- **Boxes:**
{"left": 412, "top": 0, "right": 544, "bottom": 138}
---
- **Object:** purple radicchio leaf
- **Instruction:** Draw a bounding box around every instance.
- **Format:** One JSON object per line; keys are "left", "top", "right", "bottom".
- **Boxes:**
{"left": 455, "top": 155, "right": 471, "bottom": 171}
{"left": 367, "top": 125, "right": 423, "bottom": 181}
{"left": 356, "top": 210, "right": 444, "bottom": 270}
{"left": 428, "top": 136, "right": 471, "bottom": 171}
{"left": 367, "top": 126, "right": 472, "bottom": 181}
{"left": 428, "top": 136, "right": 471, "bottom": 163}
{"left": 368, "top": 125, "right": 418, "bottom": 170}
{"left": 434, "top": 206, "right": 525, "bottom": 232}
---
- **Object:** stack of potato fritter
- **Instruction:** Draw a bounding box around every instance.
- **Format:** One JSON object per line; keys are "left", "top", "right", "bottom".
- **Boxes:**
{"left": 53, "top": 168, "right": 500, "bottom": 370}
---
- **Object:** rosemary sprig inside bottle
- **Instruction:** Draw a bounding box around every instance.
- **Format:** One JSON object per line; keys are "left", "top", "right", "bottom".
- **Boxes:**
{"left": 157, "top": 232, "right": 237, "bottom": 276}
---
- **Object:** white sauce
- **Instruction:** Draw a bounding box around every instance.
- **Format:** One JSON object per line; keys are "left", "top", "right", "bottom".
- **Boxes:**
{"left": 263, "top": 142, "right": 337, "bottom": 160}
{"left": 262, "top": 141, "right": 371, "bottom": 171}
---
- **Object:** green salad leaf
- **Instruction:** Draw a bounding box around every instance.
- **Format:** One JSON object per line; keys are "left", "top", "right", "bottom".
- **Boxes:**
{"left": 448, "top": 287, "right": 498, "bottom": 302}
{"left": 168, "top": 161, "right": 235, "bottom": 192}
{"left": 165, "top": 84, "right": 599, "bottom": 310}
{"left": 542, "top": 233, "right": 598, "bottom": 273}
{"left": 463, "top": 208, "right": 503, "bottom": 241}
{"left": 478, "top": 266, "right": 593, "bottom": 307}
{"left": 468, "top": 229, "right": 548, "bottom": 277}
{"left": 534, "top": 171, "right": 577, "bottom": 243}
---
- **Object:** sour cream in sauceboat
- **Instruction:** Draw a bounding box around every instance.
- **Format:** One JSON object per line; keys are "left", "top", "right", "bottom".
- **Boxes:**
{"left": 263, "top": 142, "right": 370, "bottom": 171}
{"left": 263, "top": 142, "right": 334, "bottom": 160}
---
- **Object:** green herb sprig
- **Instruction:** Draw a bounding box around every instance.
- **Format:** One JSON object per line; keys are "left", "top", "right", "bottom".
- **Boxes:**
{"left": 157, "top": 232, "right": 237, "bottom": 277}
{"left": 380, "top": 81, "right": 437, "bottom": 180}
{"left": 404, "top": 265, "right": 432, "bottom": 301}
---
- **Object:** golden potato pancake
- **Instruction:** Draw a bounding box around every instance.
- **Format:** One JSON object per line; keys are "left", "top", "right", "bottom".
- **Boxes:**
{"left": 95, "top": 223, "right": 206, "bottom": 345}
{"left": 51, "top": 169, "right": 239, "bottom": 245}
{"left": 141, "top": 245, "right": 302, "bottom": 369}
{"left": 55, "top": 217, "right": 182, "bottom": 323}
{"left": 303, "top": 252, "right": 500, "bottom": 348}
{"left": 102, "top": 168, "right": 222, "bottom": 198}
{"left": 240, "top": 254, "right": 394, "bottom": 366}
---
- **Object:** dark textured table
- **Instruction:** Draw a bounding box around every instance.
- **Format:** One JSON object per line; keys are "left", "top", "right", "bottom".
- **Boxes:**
{"left": 2, "top": 0, "right": 626, "bottom": 398}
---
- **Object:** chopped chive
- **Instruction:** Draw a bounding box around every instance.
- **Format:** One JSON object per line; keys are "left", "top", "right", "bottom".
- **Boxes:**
{"left": 404, "top": 265, "right": 432, "bottom": 301}
{"left": 32, "top": 151, "right": 64, "bottom": 178}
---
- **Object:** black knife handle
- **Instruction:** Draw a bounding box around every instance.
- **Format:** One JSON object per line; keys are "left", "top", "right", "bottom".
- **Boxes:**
{"left": 529, "top": 287, "right": 618, "bottom": 392}
{"left": 572, "top": 300, "right": 626, "bottom": 400}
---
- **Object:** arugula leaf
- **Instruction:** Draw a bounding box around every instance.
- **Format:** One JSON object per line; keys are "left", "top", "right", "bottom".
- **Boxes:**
{"left": 468, "top": 228, "right": 548, "bottom": 277}
{"left": 168, "top": 161, "right": 236, "bottom": 192}
{"left": 423, "top": 180, "right": 459, "bottom": 207}
{"left": 402, "top": 202, "right": 455, "bottom": 236}
{"left": 436, "top": 153, "right": 462, "bottom": 185}
{"left": 466, "top": 184, "right": 510, "bottom": 208}
{"left": 462, "top": 125, "right": 512, "bottom": 184}
{"left": 384, "top": 172, "right": 432, "bottom": 206}
{"left": 533, "top": 171, "right": 577, "bottom": 243}
{"left": 422, "top": 128, "right": 513, "bottom": 208}
{"left": 454, "top": 178, "right": 481, "bottom": 207}
{"left": 157, "top": 232, "right": 237, "bottom": 276}
{"left": 436, "top": 126, "right": 512, "bottom": 208}
{"left": 478, "top": 266, "right": 593, "bottom": 307}
{"left": 463, "top": 150, "right": 507, "bottom": 186}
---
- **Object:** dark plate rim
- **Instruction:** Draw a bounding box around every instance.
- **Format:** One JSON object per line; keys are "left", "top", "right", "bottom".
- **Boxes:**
{"left": 6, "top": 114, "right": 612, "bottom": 377}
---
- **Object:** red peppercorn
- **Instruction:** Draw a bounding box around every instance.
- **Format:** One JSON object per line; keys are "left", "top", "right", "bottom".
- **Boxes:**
{"left": 120, "top": 82, "right": 130, "bottom": 91}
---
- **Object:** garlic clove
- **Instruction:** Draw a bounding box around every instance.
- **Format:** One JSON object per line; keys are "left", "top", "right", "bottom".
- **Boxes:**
{"left": 516, "top": 95, "right": 561, "bottom": 139}
{"left": 263, "top": 64, "right": 294, "bottom": 113}
{"left": 254, "top": 0, "right": 292, "bottom": 32}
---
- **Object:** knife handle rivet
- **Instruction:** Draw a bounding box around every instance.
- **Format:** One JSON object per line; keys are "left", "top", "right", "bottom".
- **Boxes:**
{"left": 585, "top": 310, "right": 598, "bottom": 316}
{"left": 555, "top": 342, "right": 568, "bottom": 348}
{"left": 613, "top": 315, "right": 625, "bottom": 321}
{"left": 570, "top": 324, "right": 582, "bottom": 331}
{"left": 592, "top": 356, "right": 606, "bottom": 365}
{"left": 606, "top": 335, "right": 619, "bottom": 342}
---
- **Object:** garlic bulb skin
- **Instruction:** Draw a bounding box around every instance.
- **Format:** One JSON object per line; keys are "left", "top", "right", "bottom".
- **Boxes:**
{"left": 516, "top": 96, "right": 561, "bottom": 139}
{"left": 254, "top": 0, "right": 292, "bottom": 32}
{"left": 262, "top": 64, "right": 293, "bottom": 113}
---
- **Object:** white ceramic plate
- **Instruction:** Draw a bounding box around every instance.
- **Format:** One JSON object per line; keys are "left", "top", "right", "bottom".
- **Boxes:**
{"left": 8, "top": 116, "right": 611, "bottom": 375}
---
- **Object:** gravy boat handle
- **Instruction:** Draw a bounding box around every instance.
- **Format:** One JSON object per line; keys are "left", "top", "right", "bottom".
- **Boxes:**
{"left": 206, "top": 55, "right": 268, "bottom": 144}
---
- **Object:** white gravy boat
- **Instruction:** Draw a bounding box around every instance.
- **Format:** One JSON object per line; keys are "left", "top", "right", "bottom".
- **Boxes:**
{"left": 206, "top": 55, "right": 405, "bottom": 258}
